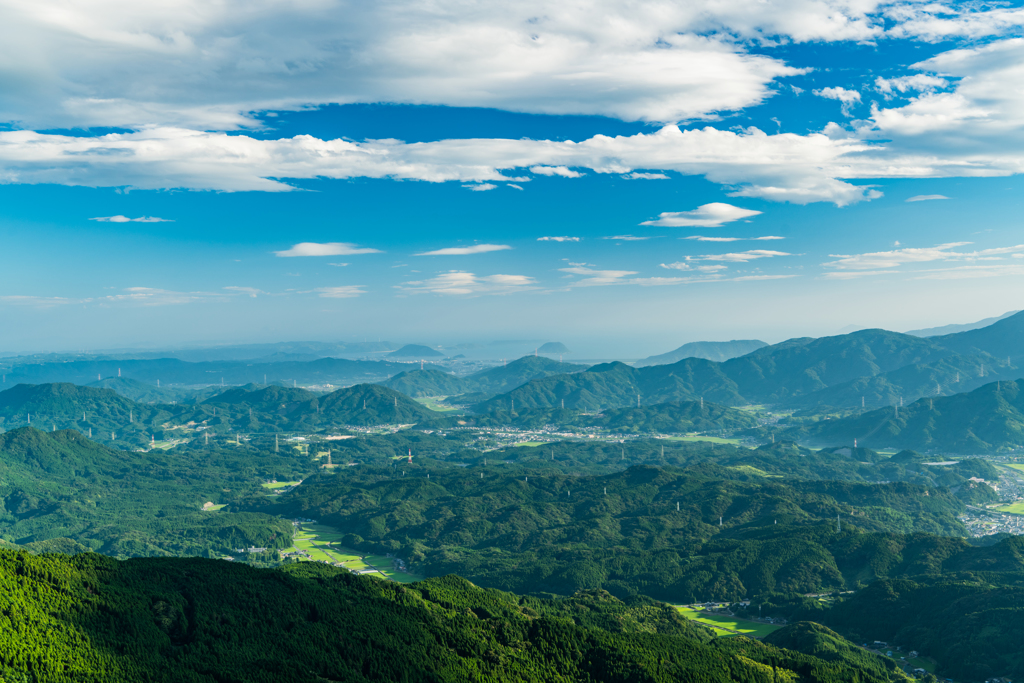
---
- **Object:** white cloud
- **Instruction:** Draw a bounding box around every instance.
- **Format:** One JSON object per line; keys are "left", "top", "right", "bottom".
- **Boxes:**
{"left": 821, "top": 270, "right": 898, "bottom": 280}
{"left": 101, "top": 287, "right": 226, "bottom": 305}
{"left": 530, "top": 166, "right": 584, "bottom": 178}
{"left": 89, "top": 215, "right": 173, "bottom": 222}
{"left": 559, "top": 266, "right": 639, "bottom": 286}
{"left": 685, "top": 235, "right": 785, "bottom": 241}
{"left": 875, "top": 74, "right": 948, "bottom": 97}
{"left": 824, "top": 242, "right": 1024, "bottom": 270}
{"left": 689, "top": 249, "right": 792, "bottom": 262}
{"left": 314, "top": 286, "right": 366, "bottom": 298}
{"left": 537, "top": 236, "right": 581, "bottom": 242}
{"left": 508, "top": 184, "right": 524, "bottom": 190}
{"left": 416, "top": 244, "right": 512, "bottom": 256}
{"left": 814, "top": 87, "right": 861, "bottom": 116}
{"left": 622, "top": 172, "right": 670, "bottom": 180}
{"left": 223, "top": 286, "right": 264, "bottom": 298}
{"left": 906, "top": 194, "right": 948, "bottom": 202}
{"left": 641, "top": 202, "right": 763, "bottom": 227}
{"left": 463, "top": 183, "right": 498, "bottom": 191}
{"left": 398, "top": 271, "right": 536, "bottom": 295}
{"left": 885, "top": 3, "right": 1024, "bottom": 42}
{"left": 274, "top": 242, "right": 382, "bottom": 257}
{"left": 328, "top": 262, "right": 349, "bottom": 267}
{"left": 603, "top": 235, "right": 652, "bottom": 241}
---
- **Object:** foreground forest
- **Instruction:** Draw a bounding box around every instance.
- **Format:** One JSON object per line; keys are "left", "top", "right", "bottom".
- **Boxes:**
{"left": 0, "top": 548, "right": 913, "bottom": 683}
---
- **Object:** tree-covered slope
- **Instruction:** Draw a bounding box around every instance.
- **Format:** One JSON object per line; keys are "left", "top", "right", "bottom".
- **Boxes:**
{"left": 269, "top": 464, "right": 967, "bottom": 602}
{"left": 788, "top": 379, "right": 1024, "bottom": 453}
{"left": 0, "top": 427, "right": 302, "bottom": 557}
{"left": 0, "top": 550, "right": 910, "bottom": 683}
{"left": 635, "top": 340, "right": 769, "bottom": 367}
{"left": 382, "top": 368, "right": 475, "bottom": 397}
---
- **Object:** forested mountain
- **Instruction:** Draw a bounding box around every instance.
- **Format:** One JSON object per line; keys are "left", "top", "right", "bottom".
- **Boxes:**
{"left": 474, "top": 326, "right": 1024, "bottom": 415}
{"left": 635, "top": 340, "right": 768, "bottom": 366}
{"left": 86, "top": 376, "right": 206, "bottom": 403}
{"left": 381, "top": 355, "right": 586, "bottom": 399}
{"left": 0, "top": 550, "right": 911, "bottom": 683}
{"left": 0, "top": 427, "right": 301, "bottom": 556}
{"left": 786, "top": 378, "right": 1024, "bottom": 453}
{"left": 452, "top": 399, "right": 760, "bottom": 434}
{"left": 269, "top": 463, "right": 966, "bottom": 601}
{"left": 382, "top": 367, "right": 474, "bottom": 397}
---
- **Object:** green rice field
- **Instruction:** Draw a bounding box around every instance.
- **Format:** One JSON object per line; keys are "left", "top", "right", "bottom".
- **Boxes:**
{"left": 1004, "top": 464, "right": 1024, "bottom": 473}
{"left": 282, "top": 524, "right": 420, "bottom": 582}
{"left": 996, "top": 501, "right": 1024, "bottom": 514}
{"left": 674, "top": 607, "right": 782, "bottom": 638}
{"left": 415, "top": 398, "right": 459, "bottom": 412}
{"left": 515, "top": 441, "right": 553, "bottom": 447}
{"left": 261, "top": 481, "right": 301, "bottom": 489}
{"left": 663, "top": 436, "right": 743, "bottom": 445}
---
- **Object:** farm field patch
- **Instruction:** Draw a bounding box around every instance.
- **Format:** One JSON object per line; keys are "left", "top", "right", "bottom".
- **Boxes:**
{"left": 674, "top": 607, "right": 781, "bottom": 638}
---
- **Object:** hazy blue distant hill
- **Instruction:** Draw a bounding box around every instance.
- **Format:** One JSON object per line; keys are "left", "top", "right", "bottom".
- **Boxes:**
{"left": 785, "top": 378, "right": 1024, "bottom": 453}
{"left": 932, "top": 308, "right": 1024, "bottom": 360}
{"left": 387, "top": 344, "right": 444, "bottom": 358}
{"left": 2, "top": 356, "right": 413, "bottom": 386}
{"left": 86, "top": 376, "right": 210, "bottom": 404}
{"left": 537, "top": 341, "right": 570, "bottom": 354}
{"left": 634, "top": 339, "right": 768, "bottom": 366}
{"left": 906, "top": 310, "right": 1018, "bottom": 337}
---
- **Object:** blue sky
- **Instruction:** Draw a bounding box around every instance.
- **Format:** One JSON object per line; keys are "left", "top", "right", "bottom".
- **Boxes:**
{"left": 1, "top": 1, "right": 1024, "bottom": 356}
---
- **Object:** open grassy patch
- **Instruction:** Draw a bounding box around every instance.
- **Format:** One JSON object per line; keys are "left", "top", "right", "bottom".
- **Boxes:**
{"left": 414, "top": 398, "right": 459, "bottom": 412}
{"left": 674, "top": 607, "right": 782, "bottom": 638}
{"left": 996, "top": 501, "right": 1024, "bottom": 514}
{"left": 663, "top": 436, "right": 743, "bottom": 445}
{"left": 261, "top": 481, "right": 301, "bottom": 489}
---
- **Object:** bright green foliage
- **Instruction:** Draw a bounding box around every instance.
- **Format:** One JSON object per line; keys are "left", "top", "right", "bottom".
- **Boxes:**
{"left": 0, "top": 549, "right": 909, "bottom": 683}
{"left": 269, "top": 463, "right": 967, "bottom": 601}
{"left": 0, "top": 427, "right": 302, "bottom": 556}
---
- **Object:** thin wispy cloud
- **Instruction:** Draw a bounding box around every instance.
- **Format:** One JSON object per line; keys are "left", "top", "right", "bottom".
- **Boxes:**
{"left": 223, "top": 286, "right": 265, "bottom": 298}
{"left": 824, "top": 242, "right": 1024, "bottom": 270}
{"left": 90, "top": 215, "right": 173, "bottom": 223}
{"left": 313, "top": 286, "right": 366, "bottom": 298}
{"left": 684, "top": 236, "right": 785, "bottom": 242}
{"left": 538, "top": 236, "right": 581, "bottom": 242}
{"left": 622, "top": 172, "right": 669, "bottom": 180}
{"left": 463, "top": 183, "right": 498, "bottom": 191}
{"left": 274, "top": 243, "right": 382, "bottom": 257}
{"left": 681, "top": 250, "right": 792, "bottom": 263}
{"left": 530, "top": 166, "right": 584, "bottom": 178}
{"left": 398, "top": 271, "right": 536, "bottom": 296}
{"left": 906, "top": 195, "right": 949, "bottom": 202}
{"left": 603, "top": 235, "right": 652, "bottom": 241}
{"left": 641, "top": 203, "right": 762, "bottom": 228}
{"left": 417, "top": 244, "right": 512, "bottom": 256}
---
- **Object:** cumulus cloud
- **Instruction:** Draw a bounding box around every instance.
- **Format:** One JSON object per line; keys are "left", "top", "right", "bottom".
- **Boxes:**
{"left": 824, "top": 242, "right": 1024, "bottom": 270}
{"left": 641, "top": 203, "right": 763, "bottom": 227}
{"left": 814, "top": 87, "right": 861, "bottom": 116}
{"left": 313, "top": 286, "right": 366, "bottom": 298}
{"left": 875, "top": 74, "right": 948, "bottom": 96}
{"left": 906, "top": 194, "right": 948, "bottom": 202}
{"left": 537, "top": 236, "right": 581, "bottom": 242}
{"left": 416, "top": 244, "right": 512, "bottom": 256}
{"left": 622, "top": 172, "right": 670, "bottom": 180}
{"left": 274, "top": 242, "right": 382, "bottom": 257}
{"left": 90, "top": 215, "right": 173, "bottom": 222}
{"left": 398, "top": 271, "right": 536, "bottom": 295}
{"left": 530, "top": 166, "right": 584, "bottom": 178}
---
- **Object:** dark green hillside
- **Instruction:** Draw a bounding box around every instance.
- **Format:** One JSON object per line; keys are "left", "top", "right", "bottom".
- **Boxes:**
{"left": 934, "top": 308, "right": 1024, "bottom": 359}
{"left": 468, "top": 355, "right": 586, "bottom": 394}
{"left": 271, "top": 464, "right": 965, "bottom": 601}
{"left": 459, "top": 399, "right": 759, "bottom": 434}
{"left": 203, "top": 383, "right": 320, "bottom": 408}
{"left": 318, "top": 383, "right": 436, "bottom": 425}
{"left": 475, "top": 328, "right": 1020, "bottom": 414}
{"left": 763, "top": 623, "right": 906, "bottom": 682}
{"left": 0, "top": 383, "right": 176, "bottom": 445}
{"left": 789, "top": 379, "right": 1024, "bottom": 453}
{"left": 0, "top": 427, "right": 304, "bottom": 557}
{"left": 793, "top": 568, "right": 1024, "bottom": 682}
{"left": 86, "top": 376, "right": 202, "bottom": 404}
{"left": 0, "top": 550, "right": 908, "bottom": 683}
{"left": 382, "top": 367, "right": 474, "bottom": 397}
